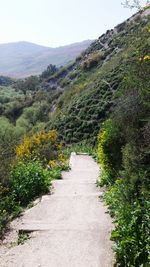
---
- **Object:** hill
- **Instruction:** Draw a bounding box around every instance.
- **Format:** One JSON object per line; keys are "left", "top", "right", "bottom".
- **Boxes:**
{"left": 0, "top": 10, "right": 149, "bottom": 142}
{"left": 0, "top": 40, "right": 92, "bottom": 78}
{"left": 44, "top": 9, "right": 150, "bottom": 144}
{"left": 0, "top": 8, "right": 150, "bottom": 266}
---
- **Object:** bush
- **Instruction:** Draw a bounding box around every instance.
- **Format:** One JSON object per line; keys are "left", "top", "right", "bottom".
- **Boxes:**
{"left": 97, "top": 56, "right": 150, "bottom": 265}
{"left": 97, "top": 119, "right": 123, "bottom": 186}
{"left": 49, "top": 167, "right": 62, "bottom": 180}
{"left": 0, "top": 128, "right": 67, "bottom": 237}
{"left": 0, "top": 184, "right": 22, "bottom": 238}
{"left": 80, "top": 52, "right": 104, "bottom": 70}
{"left": 105, "top": 179, "right": 150, "bottom": 266}
{"left": 15, "top": 130, "right": 65, "bottom": 167}
{"left": 10, "top": 160, "right": 51, "bottom": 206}
{"left": 0, "top": 117, "right": 24, "bottom": 185}
{"left": 0, "top": 208, "right": 9, "bottom": 239}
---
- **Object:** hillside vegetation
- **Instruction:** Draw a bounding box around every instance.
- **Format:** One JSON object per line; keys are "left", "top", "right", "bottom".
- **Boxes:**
{"left": 0, "top": 7, "right": 149, "bottom": 266}
{"left": 45, "top": 10, "right": 150, "bottom": 145}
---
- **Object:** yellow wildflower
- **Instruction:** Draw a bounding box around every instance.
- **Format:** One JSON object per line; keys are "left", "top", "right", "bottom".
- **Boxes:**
{"left": 143, "top": 55, "right": 150, "bottom": 61}
{"left": 48, "top": 160, "right": 56, "bottom": 168}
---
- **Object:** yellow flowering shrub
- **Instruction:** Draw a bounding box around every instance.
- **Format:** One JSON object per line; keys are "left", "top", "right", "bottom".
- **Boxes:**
{"left": 143, "top": 55, "right": 150, "bottom": 61}
{"left": 16, "top": 135, "right": 32, "bottom": 158}
{"left": 48, "top": 160, "right": 56, "bottom": 168}
{"left": 58, "top": 153, "right": 65, "bottom": 162}
{"left": 139, "top": 55, "right": 150, "bottom": 61}
{"left": 16, "top": 130, "right": 65, "bottom": 167}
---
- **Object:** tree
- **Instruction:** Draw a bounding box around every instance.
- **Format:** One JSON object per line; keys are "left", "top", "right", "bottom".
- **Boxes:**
{"left": 40, "top": 64, "right": 58, "bottom": 79}
{"left": 14, "top": 76, "right": 39, "bottom": 95}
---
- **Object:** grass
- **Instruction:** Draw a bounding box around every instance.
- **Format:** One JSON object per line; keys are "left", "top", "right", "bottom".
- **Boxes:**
{"left": 17, "top": 231, "right": 30, "bottom": 245}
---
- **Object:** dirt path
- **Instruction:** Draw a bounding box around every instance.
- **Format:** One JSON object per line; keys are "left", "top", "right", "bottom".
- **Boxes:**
{"left": 0, "top": 154, "right": 114, "bottom": 267}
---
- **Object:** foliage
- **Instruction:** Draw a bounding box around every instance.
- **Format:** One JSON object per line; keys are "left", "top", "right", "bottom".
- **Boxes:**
{"left": 97, "top": 46, "right": 150, "bottom": 265}
{"left": 105, "top": 179, "right": 150, "bottom": 266}
{"left": 0, "top": 117, "right": 24, "bottom": 185}
{"left": 10, "top": 160, "right": 51, "bottom": 206}
{"left": 46, "top": 12, "right": 150, "bottom": 144}
{"left": 0, "top": 184, "right": 22, "bottom": 238}
{"left": 49, "top": 167, "right": 62, "bottom": 180}
{"left": 80, "top": 52, "right": 104, "bottom": 70}
{"left": 64, "top": 141, "right": 97, "bottom": 160}
{"left": 17, "top": 232, "right": 30, "bottom": 245}
{"left": 0, "top": 127, "right": 66, "bottom": 237}
{"left": 14, "top": 76, "right": 39, "bottom": 94}
{"left": 97, "top": 119, "right": 123, "bottom": 186}
{"left": 49, "top": 66, "right": 121, "bottom": 144}
{"left": 40, "top": 64, "right": 58, "bottom": 79}
{"left": 0, "top": 76, "right": 14, "bottom": 86}
{"left": 15, "top": 130, "right": 66, "bottom": 167}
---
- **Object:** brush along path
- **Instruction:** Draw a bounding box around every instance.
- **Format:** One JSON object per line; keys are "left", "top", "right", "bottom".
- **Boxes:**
{"left": 0, "top": 154, "right": 114, "bottom": 267}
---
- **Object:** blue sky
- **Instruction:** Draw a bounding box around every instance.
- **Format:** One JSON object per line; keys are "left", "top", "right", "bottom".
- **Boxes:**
{"left": 0, "top": 0, "right": 136, "bottom": 47}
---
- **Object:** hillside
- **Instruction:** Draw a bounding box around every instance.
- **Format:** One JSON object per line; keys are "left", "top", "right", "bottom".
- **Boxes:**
{"left": 0, "top": 10, "right": 149, "bottom": 142}
{"left": 44, "top": 9, "right": 150, "bottom": 144}
{"left": 0, "top": 7, "right": 150, "bottom": 266}
{"left": 0, "top": 40, "right": 92, "bottom": 78}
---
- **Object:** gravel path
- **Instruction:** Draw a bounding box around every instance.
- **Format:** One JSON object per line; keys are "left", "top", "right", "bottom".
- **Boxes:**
{"left": 0, "top": 154, "right": 114, "bottom": 267}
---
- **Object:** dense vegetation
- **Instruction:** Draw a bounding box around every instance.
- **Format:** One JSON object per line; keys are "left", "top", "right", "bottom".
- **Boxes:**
{"left": 46, "top": 11, "right": 150, "bottom": 147}
{"left": 0, "top": 6, "right": 149, "bottom": 266}
{"left": 0, "top": 129, "right": 67, "bottom": 238}
{"left": 97, "top": 53, "right": 150, "bottom": 265}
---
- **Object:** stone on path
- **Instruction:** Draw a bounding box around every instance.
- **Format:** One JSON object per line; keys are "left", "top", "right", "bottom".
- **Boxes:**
{"left": 0, "top": 154, "right": 114, "bottom": 267}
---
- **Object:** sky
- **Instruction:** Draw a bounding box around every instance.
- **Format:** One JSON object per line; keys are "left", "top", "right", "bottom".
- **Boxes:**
{"left": 0, "top": 0, "right": 137, "bottom": 48}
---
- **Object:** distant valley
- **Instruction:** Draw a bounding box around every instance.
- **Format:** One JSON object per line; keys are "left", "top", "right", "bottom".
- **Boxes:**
{"left": 0, "top": 40, "right": 92, "bottom": 78}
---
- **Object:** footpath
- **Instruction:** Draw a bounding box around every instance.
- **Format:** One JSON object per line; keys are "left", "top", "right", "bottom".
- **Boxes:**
{"left": 0, "top": 154, "right": 113, "bottom": 267}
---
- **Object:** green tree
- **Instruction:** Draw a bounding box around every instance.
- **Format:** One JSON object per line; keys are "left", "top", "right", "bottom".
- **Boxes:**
{"left": 40, "top": 64, "right": 58, "bottom": 79}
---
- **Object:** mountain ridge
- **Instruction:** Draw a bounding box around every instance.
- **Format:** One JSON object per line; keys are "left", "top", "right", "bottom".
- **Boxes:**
{"left": 0, "top": 40, "right": 92, "bottom": 78}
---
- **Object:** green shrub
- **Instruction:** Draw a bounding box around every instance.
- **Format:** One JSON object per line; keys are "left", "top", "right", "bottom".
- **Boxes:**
{"left": 49, "top": 167, "right": 62, "bottom": 180}
{"left": 0, "top": 117, "right": 24, "bottom": 185}
{"left": 0, "top": 209, "right": 9, "bottom": 238}
{"left": 97, "top": 55, "right": 150, "bottom": 265}
{"left": 105, "top": 179, "right": 150, "bottom": 266}
{"left": 97, "top": 119, "right": 123, "bottom": 186}
{"left": 0, "top": 184, "right": 22, "bottom": 238}
{"left": 10, "top": 161, "right": 51, "bottom": 206}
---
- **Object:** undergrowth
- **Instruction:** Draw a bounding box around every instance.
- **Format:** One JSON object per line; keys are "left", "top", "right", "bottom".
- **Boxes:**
{"left": 0, "top": 130, "right": 67, "bottom": 239}
{"left": 97, "top": 51, "right": 150, "bottom": 266}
